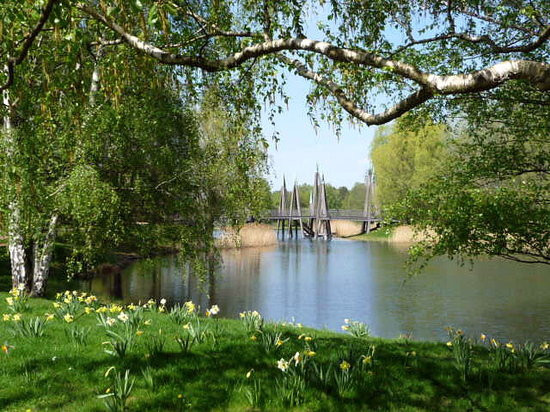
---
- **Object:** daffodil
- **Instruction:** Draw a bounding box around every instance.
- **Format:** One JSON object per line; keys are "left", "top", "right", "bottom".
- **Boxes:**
{"left": 84, "top": 307, "right": 94, "bottom": 314}
{"left": 304, "top": 336, "right": 313, "bottom": 342}
{"left": 339, "top": 360, "right": 351, "bottom": 371}
{"left": 246, "top": 369, "right": 254, "bottom": 378}
{"left": 341, "top": 325, "right": 350, "bottom": 331}
{"left": 250, "top": 335, "right": 257, "bottom": 341}
{"left": 6, "top": 297, "right": 14, "bottom": 306}
{"left": 12, "top": 313, "right": 22, "bottom": 322}
{"left": 106, "top": 317, "right": 116, "bottom": 326}
{"left": 136, "top": 330, "right": 144, "bottom": 336}
{"left": 292, "top": 352, "right": 301, "bottom": 365}
{"left": 144, "top": 319, "right": 152, "bottom": 326}
{"left": 160, "top": 298, "right": 167, "bottom": 306}
{"left": 64, "top": 314, "right": 74, "bottom": 323}
{"left": 306, "top": 350, "right": 316, "bottom": 357}
{"left": 541, "top": 342, "right": 549, "bottom": 350}
{"left": 446, "top": 341, "right": 453, "bottom": 347}
{"left": 184, "top": 301, "right": 196, "bottom": 313}
{"left": 44, "top": 313, "right": 55, "bottom": 321}
{"left": 239, "top": 312, "right": 245, "bottom": 319}
{"left": 209, "top": 305, "right": 220, "bottom": 315}
{"left": 362, "top": 355, "right": 372, "bottom": 364}
{"left": 480, "top": 333, "right": 487, "bottom": 342}
{"left": 183, "top": 323, "right": 190, "bottom": 330}
{"left": 2, "top": 314, "right": 11, "bottom": 321}
{"left": 53, "top": 302, "right": 61, "bottom": 308}
{"left": 298, "top": 334, "right": 305, "bottom": 340}
{"left": 128, "top": 303, "right": 137, "bottom": 311}
{"left": 277, "top": 358, "right": 289, "bottom": 372}
{"left": 117, "top": 312, "right": 129, "bottom": 322}
{"left": 276, "top": 339, "right": 285, "bottom": 347}
{"left": 96, "top": 306, "right": 108, "bottom": 313}
{"left": 109, "top": 305, "right": 123, "bottom": 313}
{"left": 85, "top": 296, "right": 97, "bottom": 305}
{"left": 505, "top": 342, "right": 514, "bottom": 350}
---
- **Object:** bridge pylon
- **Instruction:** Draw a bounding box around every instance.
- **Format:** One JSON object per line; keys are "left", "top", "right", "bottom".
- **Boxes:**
{"left": 362, "top": 168, "right": 377, "bottom": 233}
{"left": 287, "top": 181, "right": 304, "bottom": 238}
{"left": 309, "top": 170, "right": 331, "bottom": 239}
{"left": 276, "top": 176, "right": 288, "bottom": 238}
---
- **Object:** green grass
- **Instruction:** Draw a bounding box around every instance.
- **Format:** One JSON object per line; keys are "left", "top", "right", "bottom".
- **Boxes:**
{"left": 350, "top": 226, "right": 395, "bottom": 242}
{"left": 1, "top": 292, "right": 550, "bottom": 411}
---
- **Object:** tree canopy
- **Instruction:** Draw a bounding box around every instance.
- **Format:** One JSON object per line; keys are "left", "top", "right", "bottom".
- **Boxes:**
{"left": 0, "top": 0, "right": 548, "bottom": 283}
{"left": 371, "top": 117, "right": 449, "bottom": 210}
{"left": 2, "top": 0, "right": 548, "bottom": 128}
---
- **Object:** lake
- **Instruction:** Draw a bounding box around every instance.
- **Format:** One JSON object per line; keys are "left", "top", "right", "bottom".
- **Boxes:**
{"left": 79, "top": 239, "right": 550, "bottom": 343}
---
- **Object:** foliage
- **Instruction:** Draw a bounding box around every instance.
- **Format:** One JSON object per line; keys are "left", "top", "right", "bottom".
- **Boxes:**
{"left": 271, "top": 181, "right": 367, "bottom": 211}
{"left": 371, "top": 116, "right": 449, "bottom": 211}
{"left": 341, "top": 318, "right": 370, "bottom": 338}
{"left": 98, "top": 368, "right": 135, "bottom": 412}
{"left": 446, "top": 328, "right": 474, "bottom": 382}
{"left": 397, "top": 94, "right": 549, "bottom": 266}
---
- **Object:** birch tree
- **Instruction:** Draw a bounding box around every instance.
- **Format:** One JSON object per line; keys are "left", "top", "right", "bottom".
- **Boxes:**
{"left": 0, "top": 0, "right": 548, "bottom": 275}
{"left": 0, "top": 2, "right": 270, "bottom": 294}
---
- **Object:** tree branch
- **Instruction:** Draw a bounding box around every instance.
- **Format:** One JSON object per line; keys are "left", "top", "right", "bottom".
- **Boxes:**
{"left": 79, "top": 4, "right": 550, "bottom": 124}
{"left": 278, "top": 55, "right": 433, "bottom": 125}
{"left": 391, "top": 25, "right": 550, "bottom": 56}
{"left": 0, "top": 0, "right": 60, "bottom": 91}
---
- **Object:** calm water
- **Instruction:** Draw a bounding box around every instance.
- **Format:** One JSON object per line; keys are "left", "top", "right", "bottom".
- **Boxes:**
{"left": 79, "top": 239, "right": 550, "bottom": 343}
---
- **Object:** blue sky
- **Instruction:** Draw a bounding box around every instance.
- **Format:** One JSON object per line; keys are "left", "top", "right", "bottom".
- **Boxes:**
{"left": 263, "top": 72, "right": 375, "bottom": 190}
{"left": 261, "top": 7, "right": 399, "bottom": 190}
{"left": 260, "top": 6, "right": 448, "bottom": 190}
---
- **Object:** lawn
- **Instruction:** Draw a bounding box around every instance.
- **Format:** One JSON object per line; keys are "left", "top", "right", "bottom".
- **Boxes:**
{"left": 1, "top": 290, "right": 549, "bottom": 411}
{"left": 350, "top": 226, "right": 395, "bottom": 242}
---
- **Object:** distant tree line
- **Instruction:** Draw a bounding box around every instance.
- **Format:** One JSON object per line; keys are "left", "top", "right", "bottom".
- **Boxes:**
{"left": 271, "top": 182, "right": 367, "bottom": 211}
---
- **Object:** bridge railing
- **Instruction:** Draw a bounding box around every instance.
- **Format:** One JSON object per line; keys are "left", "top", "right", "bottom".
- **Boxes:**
{"left": 267, "top": 209, "right": 377, "bottom": 219}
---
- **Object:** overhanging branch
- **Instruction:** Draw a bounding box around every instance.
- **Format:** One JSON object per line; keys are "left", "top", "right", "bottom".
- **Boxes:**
{"left": 0, "top": 0, "right": 60, "bottom": 91}
{"left": 278, "top": 55, "right": 433, "bottom": 125}
{"left": 78, "top": 3, "right": 550, "bottom": 125}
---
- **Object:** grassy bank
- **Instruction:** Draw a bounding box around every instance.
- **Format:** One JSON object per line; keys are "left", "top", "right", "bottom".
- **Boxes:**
{"left": 351, "top": 226, "right": 395, "bottom": 242}
{"left": 1, "top": 291, "right": 550, "bottom": 411}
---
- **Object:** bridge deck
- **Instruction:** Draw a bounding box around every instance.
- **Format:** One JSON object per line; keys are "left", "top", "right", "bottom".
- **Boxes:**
{"left": 266, "top": 209, "right": 379, "bottom": 222}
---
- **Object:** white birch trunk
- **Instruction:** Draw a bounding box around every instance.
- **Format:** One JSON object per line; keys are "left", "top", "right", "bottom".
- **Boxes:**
{"left": 89, "top": 58, "right": 100, "bottom": 107}
{"left": 2, "top": 69, "right": 29, "bottom": 291}
{"left": 31, "top": 214, "right": 58, "bottom": 296}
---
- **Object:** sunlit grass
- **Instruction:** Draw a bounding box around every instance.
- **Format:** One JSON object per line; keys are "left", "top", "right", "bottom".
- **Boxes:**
{"left": 1, "top": 290, "right": 549, "bottom": 411}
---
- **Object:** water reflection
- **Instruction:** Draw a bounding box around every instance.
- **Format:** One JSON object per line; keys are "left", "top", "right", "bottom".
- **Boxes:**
{"left": 79, "top": 239, "right": 550, "bottom": 343}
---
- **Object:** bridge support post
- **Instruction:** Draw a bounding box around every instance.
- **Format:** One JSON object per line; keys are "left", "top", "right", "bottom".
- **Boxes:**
{"left": 362, "top": 169, "right": 376, "bottom": 234}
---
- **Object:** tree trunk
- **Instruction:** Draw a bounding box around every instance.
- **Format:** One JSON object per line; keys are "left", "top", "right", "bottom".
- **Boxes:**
{"left": 31, "top": 214, "right": 59, "bottom": 296}
{"left": 3, "top": 71, "right": 30, "bottom": 292}
{"left": 7, "top": 204, "right": 29, "bottom": 291}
